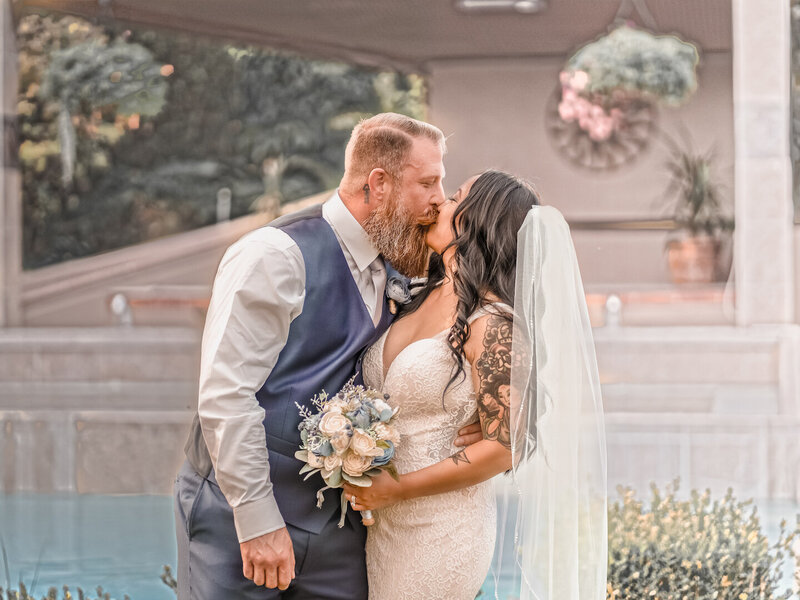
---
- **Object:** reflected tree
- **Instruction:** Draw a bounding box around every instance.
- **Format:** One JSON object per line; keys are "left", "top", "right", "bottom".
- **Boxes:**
{"left": 17, "top": 12, "right": 427, "bottom": 268}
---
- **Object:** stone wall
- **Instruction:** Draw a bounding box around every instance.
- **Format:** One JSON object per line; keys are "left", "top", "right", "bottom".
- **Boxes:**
{"left": 0, "top": 327, "right": 198, "bottom": 494}
{"left": 2, "top": 323, "right": 799, "bottom": 500}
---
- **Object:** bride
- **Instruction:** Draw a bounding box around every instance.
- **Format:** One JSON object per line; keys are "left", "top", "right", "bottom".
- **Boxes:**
{"left": 343, "top": 169, "right": 607, "bottom": 600}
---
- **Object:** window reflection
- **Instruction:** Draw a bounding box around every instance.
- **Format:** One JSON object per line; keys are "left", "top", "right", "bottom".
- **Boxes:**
{"left": 18, "top": 11, "right": 427, "bottom": 269}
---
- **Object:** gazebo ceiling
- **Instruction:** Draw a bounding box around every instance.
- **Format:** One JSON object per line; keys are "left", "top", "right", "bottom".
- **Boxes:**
{"left": 19, "top": 0, "right": 732, "bottom": 71}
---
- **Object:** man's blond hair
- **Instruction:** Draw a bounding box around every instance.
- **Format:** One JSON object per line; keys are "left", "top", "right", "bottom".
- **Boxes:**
{"left": 341, "top": 113, "right": 445, "bottom": 195}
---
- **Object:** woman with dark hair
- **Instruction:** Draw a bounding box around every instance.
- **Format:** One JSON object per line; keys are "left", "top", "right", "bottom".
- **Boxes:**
{"left": 340, "top": 170, "right": 533, "bottom": 599}
{"left": 344, "top": 170, "right": 607, "bottom": 600}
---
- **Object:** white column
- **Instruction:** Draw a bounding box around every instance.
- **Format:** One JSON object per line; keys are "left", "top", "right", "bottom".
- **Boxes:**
{"left": 732, "top": 0, "right": 795, "bottom": 325}
{"left": 0, "top": 0, "right": 21, "bottom": 327}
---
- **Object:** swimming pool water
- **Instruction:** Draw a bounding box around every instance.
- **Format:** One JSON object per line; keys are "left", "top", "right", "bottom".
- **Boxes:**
{"left": 1, "top": 493, "right": 796, "bottom": 599}
{"left": 0, "top": 494, "right": 176, "bottom": 599}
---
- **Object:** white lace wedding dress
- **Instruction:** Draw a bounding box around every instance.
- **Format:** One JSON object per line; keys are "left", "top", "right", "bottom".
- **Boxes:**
{"left": 361, "top": 310, "right": 497, "bottom": 600}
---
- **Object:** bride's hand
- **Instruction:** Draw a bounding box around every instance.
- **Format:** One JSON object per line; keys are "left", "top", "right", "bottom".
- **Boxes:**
{"left": 343, "top": 470, "right": 404, "bottom": 511}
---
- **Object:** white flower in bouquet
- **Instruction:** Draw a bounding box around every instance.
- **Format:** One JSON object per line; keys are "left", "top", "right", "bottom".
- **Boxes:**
{"left": 351, "top": 429, "right": 384, "bottom": 458}
{"left": 330, "top": 430, "right": 352, "bottom": 455}
{"left": 324, "top": 398, "right": 350, "bottom": 414}
{"left": 372, "top": 422, "right": 400, "bottom": 445}
{"left": 307, "top": 452, "right": 325, "bottom": 469}
{"left": 323, "top": 454, "right": 343, "bottom": 472}
{"left": 342, "top": 449, "right": 374, "bottom": 477}
{"left": 371, "top": 397, "right": 392, "bottom": 414}
{"left": 319, "top": 412, "right": 351, "bottom": 437}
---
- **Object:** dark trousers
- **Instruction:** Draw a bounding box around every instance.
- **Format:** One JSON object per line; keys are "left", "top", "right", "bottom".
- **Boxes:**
{"left": 174, "top": 459, "right": 368, "bottom": 600}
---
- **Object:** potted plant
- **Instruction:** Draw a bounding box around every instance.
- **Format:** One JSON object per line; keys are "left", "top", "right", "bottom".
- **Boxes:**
{"left": 661, "top": 137, "right": 734, "bottom": 284}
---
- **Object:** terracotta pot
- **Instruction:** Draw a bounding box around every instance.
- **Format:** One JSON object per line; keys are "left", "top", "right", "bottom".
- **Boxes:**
{"left": 666, "top": 236, "right": 720, "bottom": 284}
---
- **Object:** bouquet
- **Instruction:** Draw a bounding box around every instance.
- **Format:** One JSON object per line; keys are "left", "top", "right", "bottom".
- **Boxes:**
{"left": 295, "top": 378, "right": 401, "bottom": 527}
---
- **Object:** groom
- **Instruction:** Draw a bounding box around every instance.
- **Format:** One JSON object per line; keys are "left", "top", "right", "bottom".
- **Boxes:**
{"left": 174, "top": 113, "right": 482, "bottom": 599}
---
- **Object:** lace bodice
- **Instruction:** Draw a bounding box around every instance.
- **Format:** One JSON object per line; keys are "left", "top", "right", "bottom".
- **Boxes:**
{"left": 363, "top": 326, "right": 478, "bottom": 473}
{"left": 360, "top": 310, "right": 498, "bottom": 600}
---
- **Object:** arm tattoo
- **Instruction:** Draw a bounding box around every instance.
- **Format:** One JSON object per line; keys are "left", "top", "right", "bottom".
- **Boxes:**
{"left": 449, "top": 448, "right": 471, "bottom": 466}
{"left": 475, "top": 314, "right": 513, "bottom": 450}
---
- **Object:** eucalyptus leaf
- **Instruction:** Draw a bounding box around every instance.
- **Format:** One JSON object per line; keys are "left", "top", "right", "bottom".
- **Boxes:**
{"left": 299, "top": 463, "right": 317, "bottom": 475}
{"left": 341, "top": 472, "right": 373, "bottom": 487}
{"left": 325, "top": 468, "right": 342, "bottom": 488}
{"left": 303, "top": 469, "right": 321, "bottom": 481}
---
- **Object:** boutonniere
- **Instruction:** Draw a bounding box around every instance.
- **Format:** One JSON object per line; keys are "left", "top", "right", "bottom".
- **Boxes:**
{"left": 386, "top": 276, "right": 427, "bottom": 315}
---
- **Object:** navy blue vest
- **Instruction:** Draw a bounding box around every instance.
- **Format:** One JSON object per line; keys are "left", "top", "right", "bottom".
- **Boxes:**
{"left": 185, "top": 204, "right": 395, "bottom": 533}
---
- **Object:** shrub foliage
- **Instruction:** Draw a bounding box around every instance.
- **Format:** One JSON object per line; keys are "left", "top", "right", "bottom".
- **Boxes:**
{"left": 607, "top": 481, "right": 800, "bottom": 599}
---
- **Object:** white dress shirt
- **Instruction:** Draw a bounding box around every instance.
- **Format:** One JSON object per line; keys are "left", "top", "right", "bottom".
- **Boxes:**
{"left": 198, "top": 192, "right": 385, "bottom": 543}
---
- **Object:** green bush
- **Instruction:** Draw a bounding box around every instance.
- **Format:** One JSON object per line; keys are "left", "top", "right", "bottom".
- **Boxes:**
{"left": 608, "top": 481, "right": 800, "bottom": 599}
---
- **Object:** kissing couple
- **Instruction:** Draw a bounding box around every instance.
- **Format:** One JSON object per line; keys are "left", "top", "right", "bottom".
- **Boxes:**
{"left": 174, "top": 113, "right": 607, "bottom": 600}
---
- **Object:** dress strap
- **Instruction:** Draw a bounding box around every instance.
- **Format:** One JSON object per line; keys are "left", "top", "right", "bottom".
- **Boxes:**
{"left": 467, "top": 301, "right": 512, "bottom": 323}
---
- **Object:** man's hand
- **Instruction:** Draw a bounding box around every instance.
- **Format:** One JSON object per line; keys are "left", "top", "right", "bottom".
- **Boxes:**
{"left": 240, "top": 527, "right": 295, "bottom": 590}
{"left": 454, "top": 420, "right": 483, "bottom": 447}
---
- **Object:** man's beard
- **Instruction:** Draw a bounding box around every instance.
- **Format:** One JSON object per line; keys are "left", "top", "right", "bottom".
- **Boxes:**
{"left": 362, "top": 190, "right": 434, "bottom": 278}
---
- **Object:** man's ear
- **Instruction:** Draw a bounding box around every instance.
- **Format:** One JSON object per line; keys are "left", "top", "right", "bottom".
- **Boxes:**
{"left": 366, "top": 168, "right": 392, "bottom": 205}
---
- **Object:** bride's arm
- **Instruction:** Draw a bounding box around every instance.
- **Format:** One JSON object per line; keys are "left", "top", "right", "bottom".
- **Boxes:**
{"left": 344, "top": 312, "right": 512, "bottom": 511}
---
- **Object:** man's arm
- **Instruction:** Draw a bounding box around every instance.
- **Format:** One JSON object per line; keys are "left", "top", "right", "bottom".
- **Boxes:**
{"left": 198, "top": 227, "right": 304, "bottom": 588}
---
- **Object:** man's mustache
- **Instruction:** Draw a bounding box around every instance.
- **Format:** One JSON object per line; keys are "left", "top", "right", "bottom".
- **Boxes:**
{"left": 416, "top": 208, "right": 439, "bottom": 227}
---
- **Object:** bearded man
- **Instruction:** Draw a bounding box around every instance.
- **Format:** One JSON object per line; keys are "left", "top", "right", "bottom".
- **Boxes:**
{"left": 173, "top": 113, "right": 482, "bottom": 599}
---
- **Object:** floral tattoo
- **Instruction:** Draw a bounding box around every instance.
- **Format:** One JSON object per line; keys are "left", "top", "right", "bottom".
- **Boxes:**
{"left": 475, "top": 315, "right": 512, "bottom": 450}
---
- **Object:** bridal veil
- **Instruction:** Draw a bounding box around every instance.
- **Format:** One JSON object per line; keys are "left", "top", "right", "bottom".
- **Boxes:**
{"left": 493, "top": 204, "right": 608, "bottom": 600}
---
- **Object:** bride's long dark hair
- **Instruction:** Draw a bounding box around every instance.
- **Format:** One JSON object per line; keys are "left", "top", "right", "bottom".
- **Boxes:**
{"left": 404, "top": 169, "right": 540, "bottom": 390}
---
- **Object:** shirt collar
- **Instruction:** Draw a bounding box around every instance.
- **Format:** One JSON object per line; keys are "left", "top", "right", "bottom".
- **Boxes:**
{"left": 323, "top": 191, "right": 380, "bottom": 272}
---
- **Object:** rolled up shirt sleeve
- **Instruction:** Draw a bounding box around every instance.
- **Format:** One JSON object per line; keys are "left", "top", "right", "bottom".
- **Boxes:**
{"left": 197, "top": 227, "right": 305, "bottom": 543}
